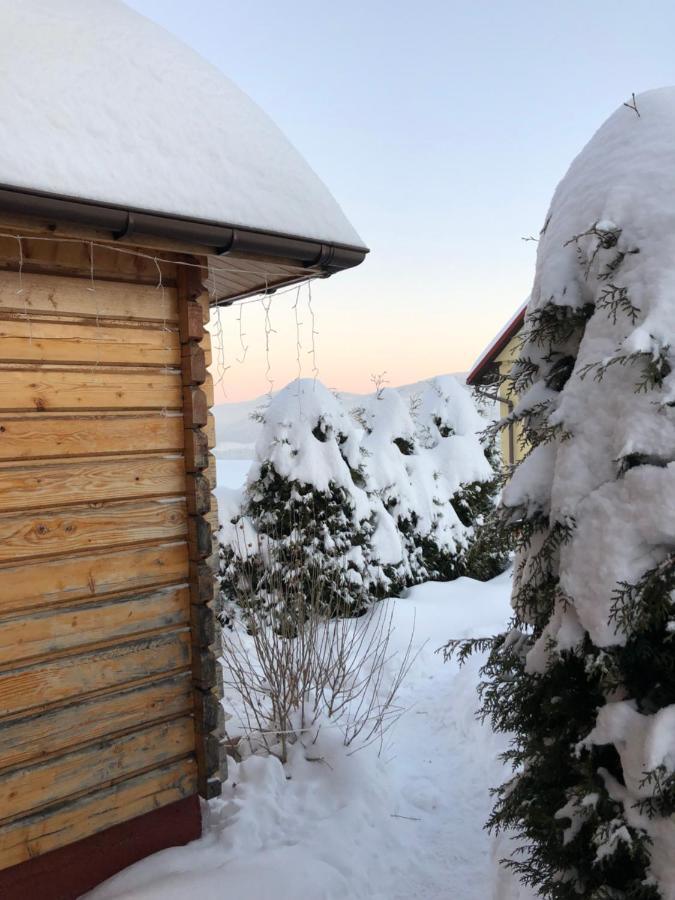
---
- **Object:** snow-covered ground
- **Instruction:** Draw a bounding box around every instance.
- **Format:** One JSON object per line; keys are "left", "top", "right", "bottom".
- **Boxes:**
{"left": 87, "top": 529, "right": 518, "bottom": 899}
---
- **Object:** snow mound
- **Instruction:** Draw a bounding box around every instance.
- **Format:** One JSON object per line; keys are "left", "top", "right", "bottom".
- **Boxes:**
{"left": 0, "top": 0, "right": 364, "bottom": 248}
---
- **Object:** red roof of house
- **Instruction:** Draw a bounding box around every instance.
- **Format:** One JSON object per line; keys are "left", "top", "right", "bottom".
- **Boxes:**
{"left": 466, "top": 300, "right": 528, "bottom": 386}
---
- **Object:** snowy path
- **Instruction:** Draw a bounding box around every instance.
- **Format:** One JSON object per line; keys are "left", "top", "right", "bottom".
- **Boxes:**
{"left": 87, "top": 572, "right": 518, "bottom": 900}
{"left": 383, "top": 576, "right": 511, "bottom": 900}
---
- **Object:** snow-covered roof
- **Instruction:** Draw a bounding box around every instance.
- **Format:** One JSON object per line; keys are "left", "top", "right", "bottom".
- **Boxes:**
{"left": 0, "top": 0, "right": 365, "bottom": 250}
{"left": 466, "top": 300, "right": 528, "bottom": 386}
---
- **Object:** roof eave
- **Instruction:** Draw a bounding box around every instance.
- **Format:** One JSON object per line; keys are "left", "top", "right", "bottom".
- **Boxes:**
{"left": 0, "top": 183, "right": 368, "bottom": 288}
{"left": 466, "top": 304, "right": 527, "bottom": 386}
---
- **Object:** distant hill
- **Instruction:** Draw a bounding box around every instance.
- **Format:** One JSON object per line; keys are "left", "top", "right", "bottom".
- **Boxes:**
{"left": 212, "top": 374, "right": 469, "bottom": 459}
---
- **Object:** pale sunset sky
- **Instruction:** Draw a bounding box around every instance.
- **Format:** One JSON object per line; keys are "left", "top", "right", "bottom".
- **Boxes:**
{"left": 126, "top": 0, "right": 675, "bottom": 402}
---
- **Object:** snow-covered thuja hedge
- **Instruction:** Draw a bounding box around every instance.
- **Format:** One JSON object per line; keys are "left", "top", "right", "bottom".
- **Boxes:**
{"left": 220, "top": 379, "right": 390, "bottom": 624}
{"left": 357, "top": 376, "right": 499, "bottom": 586}
{"left": 359, "top": 388, "right": 425, "bottom": 588}
{"left": 447, "top": 90, "right": 675, "bottom": 899}
{"left": 220, "top": 375, "right": 500, "bottom": 624}
{"left": 416, "top": 376, "right": 502, "bottom": 581}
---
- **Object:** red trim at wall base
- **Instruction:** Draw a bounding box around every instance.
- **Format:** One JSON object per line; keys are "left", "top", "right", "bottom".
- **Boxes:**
{"left": 0, "top": 794, "right": 202, "bottom": 900}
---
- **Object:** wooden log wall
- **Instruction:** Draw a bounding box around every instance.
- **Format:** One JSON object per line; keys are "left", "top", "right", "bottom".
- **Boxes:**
{"left": 0, "top": 235, "right": 223, "bottom": 872}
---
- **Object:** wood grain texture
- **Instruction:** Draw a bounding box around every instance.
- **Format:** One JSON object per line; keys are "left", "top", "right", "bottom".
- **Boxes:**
{"left": 205, "top": 504, "right": 219, "bottom": 536}
{"left": 0, "top": 498, "right": 187, "bottom": 563}
{"left": 0, "top": 758, "right": 197, "bottom": 871}
{"left": 0, "top": 269, "right": 178, "bottom": 320}
{"left": 0, "top": 240, "right": 177, "bottom": 290}
{"left": 0, "top": 237, "right": 216, "bottom": 860}
{"left": 0, "top": 630, "right": 191, "bottom": 717}
{"left": 184, "top": 428, "right": 209, "bottom": 471}
{"left": 0, "top": 317, "right": 179, "bottom": 366}
{"left": 178, "top": 300, "right": 204, "bottom": 343}
{"left": 0, "top": 367, "right": 182, "bottom": 412}
{"left": 0, "top": 411, "right": 184, "bottom": 460}
{"left": 181, "top": 342, "right": 206, "bottom": 384}
{"left": 0, "top": 795, "right": 201, "bottom": 898}
{"left": 177, "top": 257, "right": 223, "bottom": 800}
{"left": 182, "top": 386, "right": 207, "bottom": 426}
{"left": 204, "top": 456, "right": 217, "bottom": 490}
{"left": 203, "top": 373, "right": 214, "bottom": 408}
{"left": 0, "top": 717, "right": 194, "bottom": 824}
{"left": 0, "top": 454, "right": 185, "bottom": 512}
{"left": 0, "top": 673, "right": 193, "bottom": 772}
{"left": 0, "top": 541, "right": 188, "bottom": 615}
{"left": 205, "top": 412, "right": 216, "bottom": 449}
{"left": 0, "top": 586, "right": 190, "bottom": 666}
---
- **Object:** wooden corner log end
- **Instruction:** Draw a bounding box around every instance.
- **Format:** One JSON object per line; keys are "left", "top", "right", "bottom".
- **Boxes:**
{"left": 186, "top": 473, "right": 211, "bottom": 516}
{"left": 181, "top": 342, "right": 207, "bottom": 386}
{"left": 179, "top": 301, "right": 206, "bottom": 344}
{"left": 182, "top": 387, "right": 208, "bottom": 428}
{"left": 184, "top": 429, "right": 209, "bottom": 472}
{"left": 187, "top": 515, "right": 212, "bottom": 559}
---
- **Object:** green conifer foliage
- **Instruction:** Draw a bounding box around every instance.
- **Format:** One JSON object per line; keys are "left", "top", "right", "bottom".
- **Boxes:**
{"left": 417, "top": 377, "right": 507, "bottom": 581}
{"left": 220, "top": 380, "right": 385, "bottom": 629}
{"left": 456, "top": 437, "right": 510, "bottom": 582}
{"left": 444, "top": 92, "right": 675, "bottom": 898}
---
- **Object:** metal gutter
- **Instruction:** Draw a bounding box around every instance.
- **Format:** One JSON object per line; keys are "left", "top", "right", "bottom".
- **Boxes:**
{"left": 0, "top": 184, "right": 369, "bottom": 275}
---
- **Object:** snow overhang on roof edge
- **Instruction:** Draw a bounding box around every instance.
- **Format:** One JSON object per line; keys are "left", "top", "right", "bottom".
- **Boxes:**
{"left": 0, "top": 183, "right": 368, "bottom": 281}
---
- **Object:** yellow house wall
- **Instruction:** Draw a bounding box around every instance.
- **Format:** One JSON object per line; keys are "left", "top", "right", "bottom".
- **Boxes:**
{"left": 495, "top": 333, "right": 527, "bottom": 467}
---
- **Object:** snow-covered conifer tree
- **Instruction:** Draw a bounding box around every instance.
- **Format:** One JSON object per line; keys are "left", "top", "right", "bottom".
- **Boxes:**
{"left": 360, "top": 387, "right": 428, "bottom": 586}
{"left": 221, "top": 379, "right": 390, "bottom": 623}
{"left": 415, "top": 375, "right": 497, "bottom": 579}
{"left": 451, "top": 90, "right": 675, "bottom": 898}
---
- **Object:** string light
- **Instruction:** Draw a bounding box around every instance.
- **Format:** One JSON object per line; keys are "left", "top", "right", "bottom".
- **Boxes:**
{"left": 236, "top": 302, "right": 248, "bottom": 365}
{"left": 0, "top": 231, "right": 325, "bottom": 397}
{"left": 0, "top": 230, "right": 307, "bottom": 283}
{"left": 307, "top": 280, "right": 320, "bottom": 386}
{"left": 14, "top": 235, "right": 32, "bottom": 346}
{"left": 87, "top": 241, "right": 103, "bottom": 378}
{"left": 261, "top": 293, "right": 277, "bottom": 396}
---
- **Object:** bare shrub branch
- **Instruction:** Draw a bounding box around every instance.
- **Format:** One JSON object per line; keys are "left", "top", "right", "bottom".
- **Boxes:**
{"left": 220, "top": 522, "right": 419, "bottom": 762}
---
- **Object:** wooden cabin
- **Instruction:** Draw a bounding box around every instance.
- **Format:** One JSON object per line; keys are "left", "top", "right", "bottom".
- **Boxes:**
{"left": 0, "top": 3, "right": 366, "bottom": 898}
{"left": 466, "top": 302, "right": 527, "bottom": 467}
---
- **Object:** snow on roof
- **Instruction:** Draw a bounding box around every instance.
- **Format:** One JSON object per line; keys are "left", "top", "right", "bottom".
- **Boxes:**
{"left": 466, "top": 300, "right": 528, "bottom": 385}
{"left": 0, "top": 0, "right": 365, "bottom": 249}
{"left": 532, "top": 86, "right": 675, "bottom": 326}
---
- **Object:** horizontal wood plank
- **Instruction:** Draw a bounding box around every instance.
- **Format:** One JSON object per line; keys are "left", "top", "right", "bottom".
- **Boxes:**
{"left": 0, "top": 717, "right": 195, "bottom": 824}
{"left": 0, "top": 586, "right": 190, "bottom": 666}
{"left": 0, "top": 411, "right": 184, "bottom": 460}
{"left": 0, "top": 368, "right": 181, "bottom": 411}
{"left": 0, "top": 630, "right": 191, "bottom": 717}
{"left": 0, "top": 317, "right": 179, "bottom": 366}
{"left": 0, "top": 673, "right": 193, "bottom": 772}
{"left": 0, "top": 758, "right": 197, "bottom": 870}
{"left": 0, "top": 262, "right": 178, "bottom": 312}
{"left": 0, "top": 498, "right": 187, "bottom": 564}
{"left": 0, "top": 541, "right": 189, "bottom": 615}
{"left": 0, "top": 454, "right": 186, "bottom": 512}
